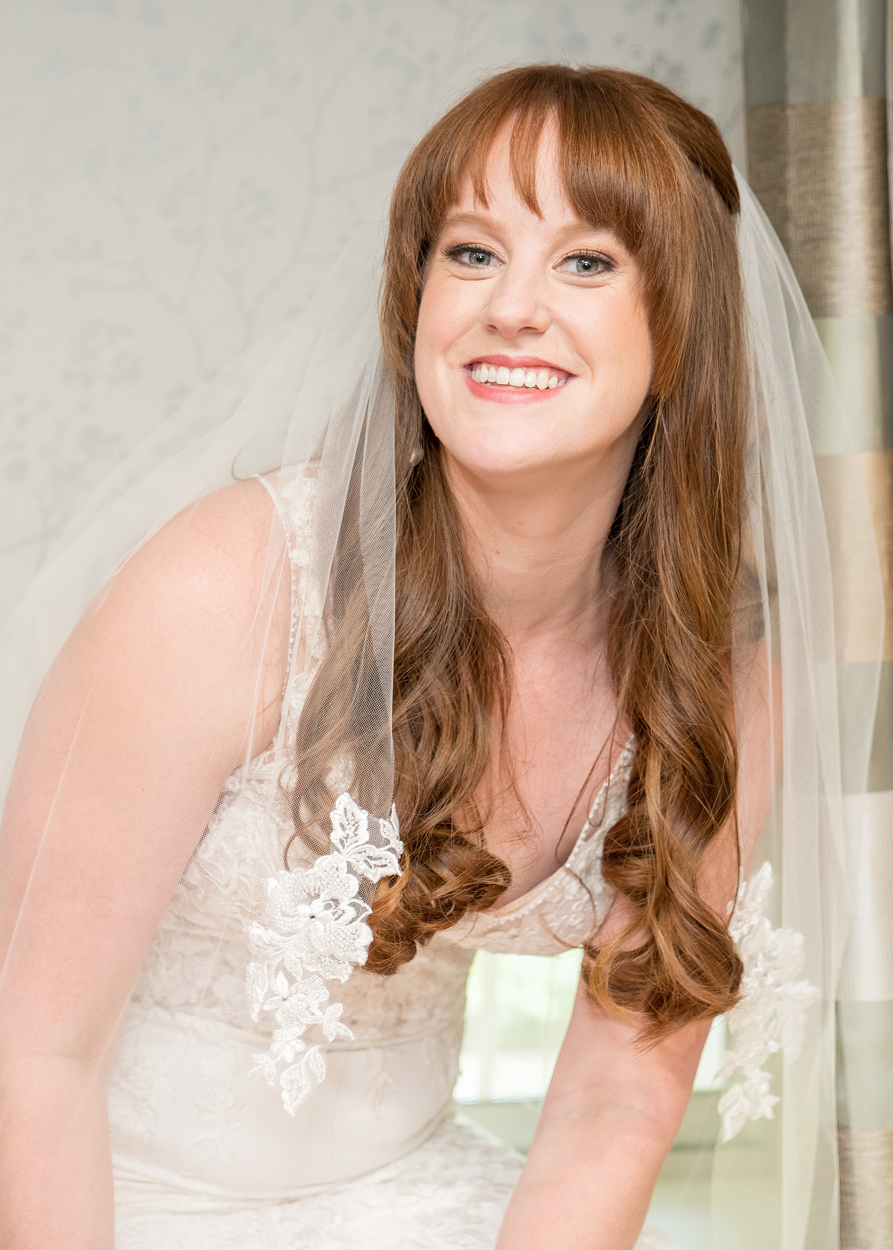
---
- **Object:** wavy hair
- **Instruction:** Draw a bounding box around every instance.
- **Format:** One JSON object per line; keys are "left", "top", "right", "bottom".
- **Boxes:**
{"left": 286, "top": 65, "right": 749, "bottom": 1041}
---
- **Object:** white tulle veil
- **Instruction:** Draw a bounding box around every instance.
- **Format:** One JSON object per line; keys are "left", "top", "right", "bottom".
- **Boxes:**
{"left": 0, "top": 158, "right": 882, "bottom": 1250}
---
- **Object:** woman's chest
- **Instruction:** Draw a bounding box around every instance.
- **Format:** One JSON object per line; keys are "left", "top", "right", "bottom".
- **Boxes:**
{"left": 480, "top": 654, "right": 620, "bottom": 907}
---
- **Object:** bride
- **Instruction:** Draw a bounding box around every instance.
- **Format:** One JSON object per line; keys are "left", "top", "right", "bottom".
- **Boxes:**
{"left": 0, "top": 65, "right": 878, "bottom": 1250}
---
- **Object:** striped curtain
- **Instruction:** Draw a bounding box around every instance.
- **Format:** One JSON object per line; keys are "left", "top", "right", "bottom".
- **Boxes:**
{"left": 743, "top": 1, "right": 893, "bottom": 1245}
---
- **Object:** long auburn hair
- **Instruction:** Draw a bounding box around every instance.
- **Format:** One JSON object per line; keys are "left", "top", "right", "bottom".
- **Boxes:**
{"left": 286, "top": 64, "right": 749, "bottom": 1041}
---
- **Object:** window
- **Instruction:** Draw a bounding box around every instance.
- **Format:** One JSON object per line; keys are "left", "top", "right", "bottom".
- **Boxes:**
{"left": 458, "top": 950, "right": 726, "bottom": 1111}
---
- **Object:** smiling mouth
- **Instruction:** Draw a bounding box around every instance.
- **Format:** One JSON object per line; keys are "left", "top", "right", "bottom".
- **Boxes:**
{"left": 467, "top": 361, "right": 570, "bottom": 390}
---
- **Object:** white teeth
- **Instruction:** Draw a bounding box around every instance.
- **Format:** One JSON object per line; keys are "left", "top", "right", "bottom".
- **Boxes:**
{"left": 470, "top": 363, "right": 569, "bottom": 389}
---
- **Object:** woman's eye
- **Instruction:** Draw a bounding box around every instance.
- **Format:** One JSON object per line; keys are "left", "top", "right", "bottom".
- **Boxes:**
{"left": 559, "top": 252, "right": 613, "bottom": 276}
{"left": 444, "top": 245, "right": 499, "bottom": 269}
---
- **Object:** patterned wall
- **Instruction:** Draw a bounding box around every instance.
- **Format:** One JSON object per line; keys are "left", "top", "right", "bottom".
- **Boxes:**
{"left": 0, "top": 0, "right": 745, "bottom": 624}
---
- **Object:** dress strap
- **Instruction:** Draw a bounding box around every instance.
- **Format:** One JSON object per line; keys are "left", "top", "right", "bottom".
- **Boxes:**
{"left": 254, "top": 469, "right": 317, "bottom": 569}
{"left": 253, "top": 469, "right": 320, "bottom": 713}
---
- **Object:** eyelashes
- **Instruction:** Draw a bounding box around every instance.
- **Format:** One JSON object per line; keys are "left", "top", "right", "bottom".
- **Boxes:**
{"left": 441, "top": 242, "right": 617, "bottom": 276}
{"left": 559, "top": 249, "right": 616, "bottom": 277}
{"left": 443, "top": 244, "right": 496, "bottom": 268}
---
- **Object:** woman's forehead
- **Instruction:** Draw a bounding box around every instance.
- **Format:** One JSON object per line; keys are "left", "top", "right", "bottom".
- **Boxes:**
{"left": 438, "top": 117, "right": 630, "bottom": 245}
{"left": 452, "top": 116, "right": 564, "bottom": 219}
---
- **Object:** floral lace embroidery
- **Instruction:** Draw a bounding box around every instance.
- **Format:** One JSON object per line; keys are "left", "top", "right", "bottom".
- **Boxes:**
{"left": 246, "top": 794, "right": 403, "bottom": 1114}
{"left": 718, "top": 862, "right": 820, "bottom": 1142}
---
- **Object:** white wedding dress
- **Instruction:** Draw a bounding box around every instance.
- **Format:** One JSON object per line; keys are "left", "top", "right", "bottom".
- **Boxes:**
{"left": 107, "top": 473, "right": 676, "bottom": 1250}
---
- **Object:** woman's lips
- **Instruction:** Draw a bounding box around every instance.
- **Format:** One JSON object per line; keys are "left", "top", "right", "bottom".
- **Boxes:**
{"left": 463, "top": 358, "right": 572, "bottom": 403}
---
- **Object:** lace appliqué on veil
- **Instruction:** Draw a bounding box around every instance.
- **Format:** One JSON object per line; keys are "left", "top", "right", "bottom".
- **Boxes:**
{"left": 246, "top": 794, "right": 403, "bottom": 1115}
{"left": 718, "top": 862, "right": 820, "bottom": 1142}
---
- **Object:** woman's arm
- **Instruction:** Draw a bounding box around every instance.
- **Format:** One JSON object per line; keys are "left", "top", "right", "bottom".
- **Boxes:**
{"left": 497, "top": 986, "right": 709, "bottom": 1250}
{"left": 0, "top": 479, "right": 290, "bottom": 1250}
{"left": 498, "top": 640, "right": 782, "bottom": 1250}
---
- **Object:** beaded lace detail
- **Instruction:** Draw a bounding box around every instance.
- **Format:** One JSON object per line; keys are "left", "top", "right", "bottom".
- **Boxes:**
{"left": 247, "top": 795, "right": 403, "bottom": 1114}
{"left": 717, "top": 862, "right": 820, "bottom": 1141}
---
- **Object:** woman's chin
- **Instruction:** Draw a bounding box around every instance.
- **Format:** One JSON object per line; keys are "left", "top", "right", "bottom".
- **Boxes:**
{"left": 441, "top": 442, "right": 571, "bottom": 486}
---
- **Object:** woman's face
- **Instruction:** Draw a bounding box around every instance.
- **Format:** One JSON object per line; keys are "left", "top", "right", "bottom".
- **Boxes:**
{"left": 414, "top": 124, "right": 654, "bottom": 486}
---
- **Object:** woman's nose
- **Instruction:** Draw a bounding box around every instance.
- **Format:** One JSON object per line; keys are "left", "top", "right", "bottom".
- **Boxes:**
{"left": 482, "top": 265, "right": 551, "bottom": 338}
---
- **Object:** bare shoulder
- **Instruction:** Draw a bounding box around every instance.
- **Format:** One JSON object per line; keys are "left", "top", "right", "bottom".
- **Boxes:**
{"left": 0, "top": 481, "right": 294, "bottom": 1054}
{"left": 695, "top": 637, "right": 782, "bottom": 912}
{"left": 733, "top": 635, "right": 783, "bottom": 868}
{"left": 96, "top": 476, "right": 288, "bottom": 641}
{"left": 47, "top": 476, "right": 292, "bottom": 765}
{"left": 121, "top": 474, "right": 282, "bottom": 590}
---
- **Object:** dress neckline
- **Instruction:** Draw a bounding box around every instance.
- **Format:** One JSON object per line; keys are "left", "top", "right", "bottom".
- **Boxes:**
{"left": 483, "top": 734, "right": 635, "bottom": 919}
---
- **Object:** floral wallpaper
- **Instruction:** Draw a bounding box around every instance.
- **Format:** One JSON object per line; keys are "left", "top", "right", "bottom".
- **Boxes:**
{"left": 0, "top": 0, "right": 744, "bottom": 622}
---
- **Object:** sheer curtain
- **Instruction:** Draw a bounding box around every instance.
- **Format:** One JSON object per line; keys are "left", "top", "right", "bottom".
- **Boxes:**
{"left": 743, "top": 1, "right": 893, "bottom": 1244}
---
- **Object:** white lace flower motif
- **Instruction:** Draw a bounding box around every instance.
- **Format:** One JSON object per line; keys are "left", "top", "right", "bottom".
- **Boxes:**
{"left": 247, "top": 793, "right": 402, "bottom": 1115}
{"left": 717, "top": 862, "right": 820, "bottom": 1142}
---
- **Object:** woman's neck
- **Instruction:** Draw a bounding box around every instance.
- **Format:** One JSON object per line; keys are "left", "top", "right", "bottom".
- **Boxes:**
{"left": 442, "top": 451, "right": 631, "bottom": 651}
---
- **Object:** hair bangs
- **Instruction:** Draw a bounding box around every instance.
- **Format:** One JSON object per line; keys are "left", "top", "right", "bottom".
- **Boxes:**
{"left": 429, "top": 70, "right": 687, "bottom": 259}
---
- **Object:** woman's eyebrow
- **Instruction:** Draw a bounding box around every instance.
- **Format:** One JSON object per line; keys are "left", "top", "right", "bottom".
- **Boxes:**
{"left": 438, "top": 210, "right": 499, "bottom": 234}
{"left": 437, "top": 212, "right": 628, "bottom": 257}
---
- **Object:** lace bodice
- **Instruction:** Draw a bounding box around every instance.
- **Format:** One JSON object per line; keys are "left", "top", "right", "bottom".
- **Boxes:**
{"left": 107, "top": 469, "right": 629, "bottom": 1200}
